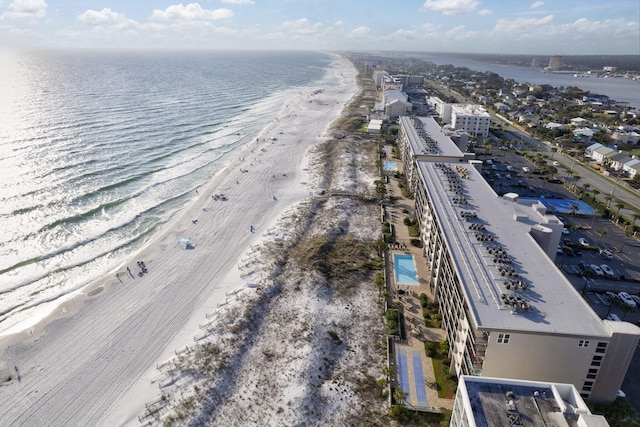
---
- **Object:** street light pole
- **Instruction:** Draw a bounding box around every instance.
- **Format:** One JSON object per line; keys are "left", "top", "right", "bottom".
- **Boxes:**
{"left": 581, "top": 277, "right": 589, "bottom": 296}
{"left": 606, "top": 173, "right": 621, "bottom": 209}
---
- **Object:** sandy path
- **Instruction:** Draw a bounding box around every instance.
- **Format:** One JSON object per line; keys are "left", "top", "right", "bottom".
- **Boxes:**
{"left": 0, "top": 56, "right": 357, "bottom": 426}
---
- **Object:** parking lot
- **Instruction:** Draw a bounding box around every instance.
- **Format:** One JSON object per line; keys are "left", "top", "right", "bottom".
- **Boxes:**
{"left": 478, "top": 147, "right": 640, "bottom": 410}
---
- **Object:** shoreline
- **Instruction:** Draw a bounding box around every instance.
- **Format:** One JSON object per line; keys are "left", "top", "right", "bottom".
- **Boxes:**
{"left": 0, "top": 54, "right": 359, "bottom": 425}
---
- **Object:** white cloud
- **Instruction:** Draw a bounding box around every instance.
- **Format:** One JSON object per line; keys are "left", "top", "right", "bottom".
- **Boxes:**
{"left": 421, "top": 22, "right": 440, "bottom": 32}
{"left": 281, "top": 18, "right": 322, "bottom": 34}
{"left": 531, "top": 1, "right": 544, "bottom": 9}
{"left": 2, "top": 0, "right": 47, "bottom": 20}
{"left": 492, "top": 14, "right": 554, "bottom": 34}
{"left": 151, "top": 3, "right": 233, "bottom": 21}
{"left": 78, "top": 8, "right": 126, "bottom": 26}
{"left": 221, "top": 0, "right": 254, "bottom": 4}
{"left": 350, "top": 26, "right": 370, "bottom": 36}
{"left": 446, "top": 25, "right": 478, "bottom": 41}
{"left": 422, "top": 0, "right": 478, "bottom": 16}
{"left": 478, "top": 9, "right": 493, "bottom": 16}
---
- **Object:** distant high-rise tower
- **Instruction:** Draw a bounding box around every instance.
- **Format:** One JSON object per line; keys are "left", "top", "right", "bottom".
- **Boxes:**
{"left": 531, "top": 58, "right": 541, "bottom": 68}
{"left": 548, "top": 56, "right": 564, "bottom": 69}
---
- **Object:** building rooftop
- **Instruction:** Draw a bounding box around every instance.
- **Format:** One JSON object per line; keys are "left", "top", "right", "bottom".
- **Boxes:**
{"left": 451, "top": 104, "right": 491, "bottom": 117}
{"left": 416, "top": 160, "right": 609, "bottom": 337}
{"left": 458, "top": 376, "right": 609, "bottom": 427}
{"left": 400, "top": 116, "right": 465, "bottom": 158}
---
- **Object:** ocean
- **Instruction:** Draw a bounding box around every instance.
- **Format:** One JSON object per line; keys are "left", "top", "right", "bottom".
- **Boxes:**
{"left": 0, "top": 50, "right": 333, "bottom": 333}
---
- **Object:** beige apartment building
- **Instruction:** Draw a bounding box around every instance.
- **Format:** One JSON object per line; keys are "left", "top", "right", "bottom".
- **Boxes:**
{"left": 397, "top": 116, "right": 640, "bottom": 403}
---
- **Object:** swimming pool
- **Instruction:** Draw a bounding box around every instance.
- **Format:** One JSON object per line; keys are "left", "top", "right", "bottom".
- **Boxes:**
{"left": 384, "top": 161, "right": 397, "bottom": 171}
{"left": 393, "top": 254, "right": 418, "bottom": 285}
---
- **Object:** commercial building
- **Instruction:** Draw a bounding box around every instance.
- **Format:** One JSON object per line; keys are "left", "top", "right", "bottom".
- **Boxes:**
{"left": 451, "top": 376, "right": 609, "bottom": 427}
{"left": 397, "top": 116, "right": 640, "bottom": 403}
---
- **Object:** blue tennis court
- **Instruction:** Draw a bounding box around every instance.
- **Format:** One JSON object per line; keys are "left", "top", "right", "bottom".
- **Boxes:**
{"left": 397, "top": 349, "right": 411, "bottom": 403}
{"left": 412, "top": 350, "right": 428, "bottom": 406}
{"left": 394, "top": 254, "right": 418, "bottom": 285}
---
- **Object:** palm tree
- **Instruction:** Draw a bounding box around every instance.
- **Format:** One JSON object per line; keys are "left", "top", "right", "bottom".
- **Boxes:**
{"left": 633, "top": 213, "right": 640, "bottom": 236}
{"left": 620, "top": 229, "right": 633, "bottom": 254}
{"left": 605, "top": 195, "right": 613, "bottom": 209}
{"left": 569, "top": 204, "right": 579, "bottom": 217}
{"left": 615, "top": 202, "right": 625, "bottom": 217}
{"left": 596, "top": 228, "right": 607, "bottom": 244}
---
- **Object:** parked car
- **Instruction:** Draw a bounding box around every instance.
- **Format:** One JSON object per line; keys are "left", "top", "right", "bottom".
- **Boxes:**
{"left": 563, "top": 238, "right": 573, "bottom": 245}
{"left": 579, "top": 238, "right": 590, "bottom": 247}
{"left": 607, "top": 313, "right": 621, "bottom": 321}
{"left": 562, "top": 228, "right": 570, "bottom": 235}
{"left": 606, "top": 291, "right": 618, "bottom": 302}
{"left": 552, "top": 161, "right": 560, "bottom": 167}
{"left": 522, "top": 166, "right": 530, "bottom": 173}
{"left": 600, "top": 264, "right": 614, "bottom": 277}
{"left": 590, "top": 264, "right": 604, "bottom": 277}
{"left": 578, "top": 261, "right": 587, "bottom": 271}
{"left": 600, "top": 249, "right": 613, "bottom": 259}
{"left": 618, "top": 292, "right": 636, "bottom": 307}
{"left": 631, "top": 295, "right": 640, "bottom": 305}
{"left": 557, "top": 246, "right": 564, "bottom": 254}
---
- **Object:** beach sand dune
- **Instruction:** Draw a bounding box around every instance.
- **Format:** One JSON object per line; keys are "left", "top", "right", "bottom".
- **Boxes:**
{"left": 0, "top": 56, "right": 358, "bottom": 426}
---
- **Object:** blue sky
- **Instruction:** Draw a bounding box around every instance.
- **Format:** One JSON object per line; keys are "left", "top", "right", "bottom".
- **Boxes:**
{"left": 0, "top": 0, "right": 638, "bottom": 54}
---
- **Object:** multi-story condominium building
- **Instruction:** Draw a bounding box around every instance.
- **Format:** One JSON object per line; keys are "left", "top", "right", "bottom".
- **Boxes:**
{"left": 426, "top": 96, "right": 452, "bottom": 123}
{"left": 425, "top": 98, "right": 490, "bottom": 140}
{"left": 382, "top": 77, "right": 404, "bottom": 92}
{"left": 394, "top": 74, "right": 425, "bottom": 88}
{"left": 451, "top": 376, "right": 609, "bottom": 427}
{"left": 548, "top": 55, "right": 564, "bottom": 70}
{"left": 372, "top": 68, "right": 389, "bottom": 88}
{"left": 397, "top": 116, "right": 640, "bottom": 403}
{"left": 450, "top": 104, "right": 491, "bottom": 139}
{"left": 397, "top": 116, "right": 475, "bottom": 190}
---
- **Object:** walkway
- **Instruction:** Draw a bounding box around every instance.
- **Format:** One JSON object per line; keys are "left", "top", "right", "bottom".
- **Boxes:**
{"left": 383, "top": 147, "right": 453, "bottom": 412}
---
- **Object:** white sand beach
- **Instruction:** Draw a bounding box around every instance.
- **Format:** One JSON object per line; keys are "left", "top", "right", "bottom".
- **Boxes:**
{"left": 0, "top": 55, "right": 359, "bottom": 425}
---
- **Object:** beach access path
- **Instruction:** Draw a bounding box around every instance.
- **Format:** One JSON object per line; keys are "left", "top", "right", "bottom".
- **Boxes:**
{"left": 0, "top": 56, "right": 357, "bottom": 426}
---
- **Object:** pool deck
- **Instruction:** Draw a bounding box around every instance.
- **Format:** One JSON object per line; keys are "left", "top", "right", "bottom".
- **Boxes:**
{"left": 383, "top": 147, "right": 453, "bottom": 412}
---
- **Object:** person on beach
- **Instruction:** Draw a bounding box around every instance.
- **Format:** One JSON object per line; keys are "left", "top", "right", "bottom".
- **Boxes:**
{"left": 249, "top": 225, "right": 254, "bottom": 233}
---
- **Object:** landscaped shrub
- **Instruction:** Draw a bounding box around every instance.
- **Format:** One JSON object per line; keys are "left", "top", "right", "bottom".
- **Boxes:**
{"left": 385, "top": 309, "right": 400, "bottom": 335}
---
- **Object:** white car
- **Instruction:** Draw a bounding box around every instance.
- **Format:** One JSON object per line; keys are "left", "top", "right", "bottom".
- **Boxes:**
{"left": 579, "top": 238, "right": 590, "bottom": 247}
{"left": 600, "top": 249, "right": 613, "bottom": 259}
{"left": 600, "top": 264, "right": 614, "bottom": 277}
{"left": 562, "top": 228, "right": 570, "bottom": 235}
{"left": 618, "top": 292, "right": 636, "bottom": 307}
{"left": 553, "top": 161, "right": 560, "bottom": 167}
{"left": 590, "top": 264, "right": 604, "bottom": 277}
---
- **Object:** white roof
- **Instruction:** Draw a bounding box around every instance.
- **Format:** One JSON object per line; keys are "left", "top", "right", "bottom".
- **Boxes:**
{"left": 416, "top": 161, "right": 609, "bottom": 337}
{"left": 399, "top": 116, "right": 465, "bottom": 158}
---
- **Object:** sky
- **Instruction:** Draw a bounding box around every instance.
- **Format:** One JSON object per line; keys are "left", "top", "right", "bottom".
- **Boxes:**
{"left": 0, "top": 0, "right": 638, "bottom": 54}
